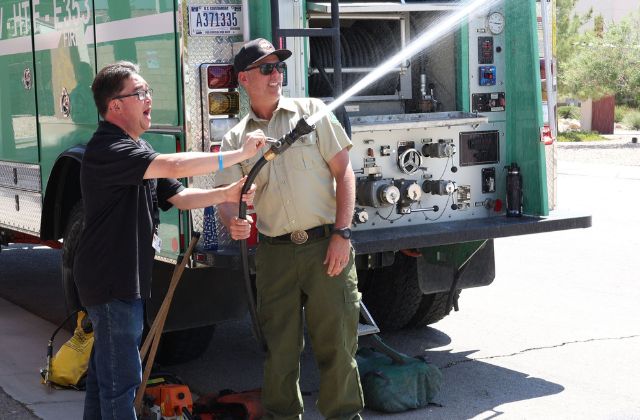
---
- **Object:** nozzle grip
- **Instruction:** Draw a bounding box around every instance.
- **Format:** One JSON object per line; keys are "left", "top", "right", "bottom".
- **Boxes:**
{"left": 264, "top": 116, "right": 316, "bottom": 161}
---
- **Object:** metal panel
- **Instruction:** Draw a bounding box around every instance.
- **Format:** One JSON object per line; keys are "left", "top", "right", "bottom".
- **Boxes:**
{"left": 349, "top": 114, "right": 505, "bottom": 231}
{"left": 179, "top": 0, "right": 243, "bottom": 241}
{"left": 32, "top": 0, "right": 97, "bottom": 190}
{"left": 350, "top": 111, "right": 487, "bottom": 132}
{"left": 0, "top": 187, "right": 42, "bottom": 235}
{"left": 0, "top": 162, "right": 41, "bottom": 191}
{"left": 0, "top": 0, "right": 39, "bottom": 164}
{"left": 307, "top": 2, "right": 462, "bottom": 13}
{"left": 546, "top": 142, "right": 557, "bottom": 210}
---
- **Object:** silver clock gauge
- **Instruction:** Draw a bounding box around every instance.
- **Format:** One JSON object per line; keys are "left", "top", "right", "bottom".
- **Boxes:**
{"left": 487, "top": 11, "right": 505, "bottom": 35}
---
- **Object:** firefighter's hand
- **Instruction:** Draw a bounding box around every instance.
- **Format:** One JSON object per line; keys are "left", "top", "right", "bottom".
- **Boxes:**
{"left": 241, "top": 130, "right": 267, "bottom": 159}
{"left": 223, "top": 176, "right": 256, "bottom": 205}
{"left": 324, "top": 235, "right": 351, "bottom": 277}
{"left": 228, "top": 215, "right": 254, "bottom": 240}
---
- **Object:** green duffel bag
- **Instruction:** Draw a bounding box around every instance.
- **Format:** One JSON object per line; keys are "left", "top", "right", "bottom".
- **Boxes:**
{"left": 356, "top": 347, "right": 442, "bottom": 413}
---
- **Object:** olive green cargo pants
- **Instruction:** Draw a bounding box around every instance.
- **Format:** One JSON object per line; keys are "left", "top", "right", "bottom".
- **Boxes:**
{"left": 255, "top": 234, "right": 364, "bottom": 420}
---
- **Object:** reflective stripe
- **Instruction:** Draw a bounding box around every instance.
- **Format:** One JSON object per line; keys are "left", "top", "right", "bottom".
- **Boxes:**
{"left": 0, "top": 36, "right": 32, "bottom": 55}
{"left": 0, "top": 11, "right": 174, "bottom": 56}
{"left": 92, "top": 11, "right": 174, "bottom": 44}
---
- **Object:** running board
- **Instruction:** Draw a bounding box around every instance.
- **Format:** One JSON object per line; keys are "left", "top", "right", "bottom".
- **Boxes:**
{"left": 358, "top": 302, "right": 380, "bottom": 337}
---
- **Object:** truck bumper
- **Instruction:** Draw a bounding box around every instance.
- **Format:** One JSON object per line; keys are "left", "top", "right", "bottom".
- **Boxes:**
{"left": 350, "top": 211, "right": 591, "bottom": 254}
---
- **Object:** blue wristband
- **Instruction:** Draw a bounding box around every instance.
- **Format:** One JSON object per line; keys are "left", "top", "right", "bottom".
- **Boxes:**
{"left": 218, "top": 154, "right": 224, "bottom": 172}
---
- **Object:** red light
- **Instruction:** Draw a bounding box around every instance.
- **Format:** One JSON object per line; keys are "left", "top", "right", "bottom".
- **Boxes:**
{"left": 210, "top": 144, "right": 221, "bottom": 153}
{"left": 207, "top": 65, "right": 237, "bottom": 89}
{"left": 541, "top": 124, "right": 554, "bottom": 145}
{"left": 493, "top": 199, "right": 503, "bottom": 212}
{"left": 171, "top": 237, "right": 179, "bottom": 252}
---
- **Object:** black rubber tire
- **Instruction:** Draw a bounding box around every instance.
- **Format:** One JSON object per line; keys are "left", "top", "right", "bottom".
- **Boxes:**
{"left": 359, "top": 252, "right": 423, "bottom": 331}
{"left": 155, "top": 325, "right": 216, "bottom": 366}
{"left": 61, "top": 202, "right": 84, "bottom": 318}
{"left": 407, "top": 289, "right": 462, "bottom": 328}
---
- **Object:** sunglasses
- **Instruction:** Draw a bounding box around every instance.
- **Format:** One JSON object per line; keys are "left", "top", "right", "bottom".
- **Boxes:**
{"left": 245, "top": 61, "right": 286, "bottom": 75}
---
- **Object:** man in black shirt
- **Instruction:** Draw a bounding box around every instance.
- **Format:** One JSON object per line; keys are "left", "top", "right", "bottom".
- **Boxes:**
{"left": 74, "top": 61, "right": 263, "bottom": 420}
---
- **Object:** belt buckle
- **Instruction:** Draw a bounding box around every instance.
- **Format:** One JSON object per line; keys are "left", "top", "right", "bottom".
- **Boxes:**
{"left": 290, "top": 230, "right": 308, "bottom": 245}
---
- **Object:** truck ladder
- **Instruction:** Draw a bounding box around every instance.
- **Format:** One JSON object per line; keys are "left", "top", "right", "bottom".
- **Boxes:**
{"left": 270, "top": 0, "right": 343, "bottom": 96}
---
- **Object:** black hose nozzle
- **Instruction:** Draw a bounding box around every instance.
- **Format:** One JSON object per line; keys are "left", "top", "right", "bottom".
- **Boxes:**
{"left": 264, "top": 116, "right": 316, "bottom": 161}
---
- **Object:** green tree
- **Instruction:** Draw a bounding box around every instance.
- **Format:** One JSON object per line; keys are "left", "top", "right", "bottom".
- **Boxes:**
{"left": 556, "top": 0, "right": 592, "bottom": 98}
{"left": 560, "top": 12, "right": 640, "bottom": 104}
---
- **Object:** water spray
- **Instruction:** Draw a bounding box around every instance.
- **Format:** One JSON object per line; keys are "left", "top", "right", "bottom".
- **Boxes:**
{"left": 306, "top": 0, "right": 502, "bottom": 126}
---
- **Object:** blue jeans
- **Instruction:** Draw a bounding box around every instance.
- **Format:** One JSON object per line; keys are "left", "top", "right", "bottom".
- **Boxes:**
{"left": 84, "top": 298, "right": 144, "bottom": 420}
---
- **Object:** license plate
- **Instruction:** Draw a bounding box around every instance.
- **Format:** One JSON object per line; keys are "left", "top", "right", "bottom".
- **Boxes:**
{"left": 189, "top": 5, "right": 243, "bottom": 36}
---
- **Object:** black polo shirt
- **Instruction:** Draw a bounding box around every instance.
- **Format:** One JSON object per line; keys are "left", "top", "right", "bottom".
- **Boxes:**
{"left": 74, "top": 121, "right": 184, "bottom": 306}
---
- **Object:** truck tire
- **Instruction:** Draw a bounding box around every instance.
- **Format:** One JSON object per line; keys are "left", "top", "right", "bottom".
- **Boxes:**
{"left": 61, "top": 202, "right": 84, "bottom": 317}
{"left": 359, "top": 252, "right": 423, "bottom": 331}
{"left": 407, "top": 289, "right": 461, "bottom": 328}
{"left": 155, "top": 325, "right": 216, "bottom": 365}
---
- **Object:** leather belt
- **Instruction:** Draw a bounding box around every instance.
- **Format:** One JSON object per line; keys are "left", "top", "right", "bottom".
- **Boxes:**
{"left": 263, "top": 224, "right": 333, "bottom": 245}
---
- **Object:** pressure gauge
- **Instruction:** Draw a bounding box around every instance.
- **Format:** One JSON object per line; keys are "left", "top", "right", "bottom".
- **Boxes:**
{"left": 487, "top": 11, "right": 505, "bottom": 35}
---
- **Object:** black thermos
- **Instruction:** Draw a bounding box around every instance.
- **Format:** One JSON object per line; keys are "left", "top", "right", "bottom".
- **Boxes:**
{"left": 506, "top": 162, "right": 523, "bottom": 217}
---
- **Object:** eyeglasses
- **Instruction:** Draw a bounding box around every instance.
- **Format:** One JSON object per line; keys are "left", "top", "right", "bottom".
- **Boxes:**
{"left": 113, "top": 88, "right": 153, "bottom": 101}
{"left": 245, "top": 62, "right": 286, "bottom": 75}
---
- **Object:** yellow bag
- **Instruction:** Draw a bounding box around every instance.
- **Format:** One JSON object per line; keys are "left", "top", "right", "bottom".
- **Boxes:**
{"left": 41, "top": 310, "right": 94, "bottom": 390}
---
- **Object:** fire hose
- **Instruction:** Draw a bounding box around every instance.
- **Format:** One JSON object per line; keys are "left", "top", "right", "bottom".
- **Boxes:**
{"left": 237, "top": 117, "right": 315, "bottom": 351}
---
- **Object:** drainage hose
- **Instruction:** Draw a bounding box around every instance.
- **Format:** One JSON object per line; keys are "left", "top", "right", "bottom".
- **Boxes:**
{"left": 238, "top": 117, "right": 315, "bottom": 351}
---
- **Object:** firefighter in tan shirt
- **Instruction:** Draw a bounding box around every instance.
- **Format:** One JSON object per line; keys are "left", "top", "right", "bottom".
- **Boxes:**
{"left": 216, "top": 38, "right": 364, "bottom": 419}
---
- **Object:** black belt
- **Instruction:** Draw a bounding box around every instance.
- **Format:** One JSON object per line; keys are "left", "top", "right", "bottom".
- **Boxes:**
{"left": 261, "top": 224, "right": 333, "bottom": 245}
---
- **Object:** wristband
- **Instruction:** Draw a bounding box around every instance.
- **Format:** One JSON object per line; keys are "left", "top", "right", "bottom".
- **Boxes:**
{"left": 218, "top": 154, "right": 224, "bottom": 172}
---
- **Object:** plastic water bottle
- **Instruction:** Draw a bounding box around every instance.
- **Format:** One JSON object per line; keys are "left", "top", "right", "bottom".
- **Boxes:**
{"left": 505, "top": 163, "right": 523, "bottom": 217}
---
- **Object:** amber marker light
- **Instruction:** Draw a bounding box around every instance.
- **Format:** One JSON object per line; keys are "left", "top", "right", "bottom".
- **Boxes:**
{"left": 208, "top": 91, "right": 239, "bottom": 115}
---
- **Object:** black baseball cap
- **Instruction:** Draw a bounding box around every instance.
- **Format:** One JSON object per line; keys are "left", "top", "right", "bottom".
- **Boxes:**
{"left": 233, "top": 38, "right": 292, "bottom": 73}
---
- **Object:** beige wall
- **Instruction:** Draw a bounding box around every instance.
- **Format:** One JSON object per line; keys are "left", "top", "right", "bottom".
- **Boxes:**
{"left": 574, "top": 0, "right": 639, "bottom": 25}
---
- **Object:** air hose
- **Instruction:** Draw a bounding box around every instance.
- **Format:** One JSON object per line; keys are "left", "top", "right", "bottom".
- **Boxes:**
{"left": 238, "top": 117, "right": 316, "bottom": 351}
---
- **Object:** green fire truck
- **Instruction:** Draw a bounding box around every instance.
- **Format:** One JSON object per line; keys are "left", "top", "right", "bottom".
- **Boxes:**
{"left": 0, "top": 0, "right": 589, "bottom": 363}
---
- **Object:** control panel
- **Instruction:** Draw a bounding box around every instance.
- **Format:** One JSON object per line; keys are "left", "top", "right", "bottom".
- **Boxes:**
{"left": 349, "top": 113, "right": 506, "bottom": 231}
{"left": 468, "top": 8, "right": 506, "bottom": 121}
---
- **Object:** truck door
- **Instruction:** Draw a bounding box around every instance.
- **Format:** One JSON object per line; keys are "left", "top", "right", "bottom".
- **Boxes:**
{"left": 32, "top": 0, "right": 97, "bottom": 189}
{"left": 0, "top": 0, "right": 42, "bottom": 236}
{"left": 0, "top": 0, "right": 38, "bottom": 164}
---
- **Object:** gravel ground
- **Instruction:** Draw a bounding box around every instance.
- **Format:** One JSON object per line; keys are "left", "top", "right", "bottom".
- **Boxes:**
{"left": 556, "top": 130, "right": 640, "bottom": 166}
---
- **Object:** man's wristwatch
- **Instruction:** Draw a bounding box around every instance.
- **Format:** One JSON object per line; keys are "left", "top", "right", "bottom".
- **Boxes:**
{"left": 332, "top": 227, "right": 352, "bottom": 240}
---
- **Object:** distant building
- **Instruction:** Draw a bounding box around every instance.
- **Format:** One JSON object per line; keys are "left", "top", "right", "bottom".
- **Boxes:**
{"left": 574, "top": 0, "right": 638, "bottom": 25}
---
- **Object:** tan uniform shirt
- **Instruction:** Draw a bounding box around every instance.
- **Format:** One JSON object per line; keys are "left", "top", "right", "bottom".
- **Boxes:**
{"left": 215, "top": 97, "right": 351, "bottom": 237}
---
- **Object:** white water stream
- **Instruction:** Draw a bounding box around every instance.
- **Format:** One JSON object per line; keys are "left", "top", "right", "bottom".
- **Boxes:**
{"left": 306, "top": 0, "right": 503, "bottom": 126}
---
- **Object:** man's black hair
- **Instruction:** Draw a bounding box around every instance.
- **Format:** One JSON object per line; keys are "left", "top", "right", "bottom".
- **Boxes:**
{"left": 92, "top": 61, "right": 140, "bottom": 118}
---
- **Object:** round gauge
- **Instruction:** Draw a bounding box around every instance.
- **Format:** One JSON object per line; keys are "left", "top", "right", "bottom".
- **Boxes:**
{"left": 487, "top": 11, "right": 505, "bottom": 35}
